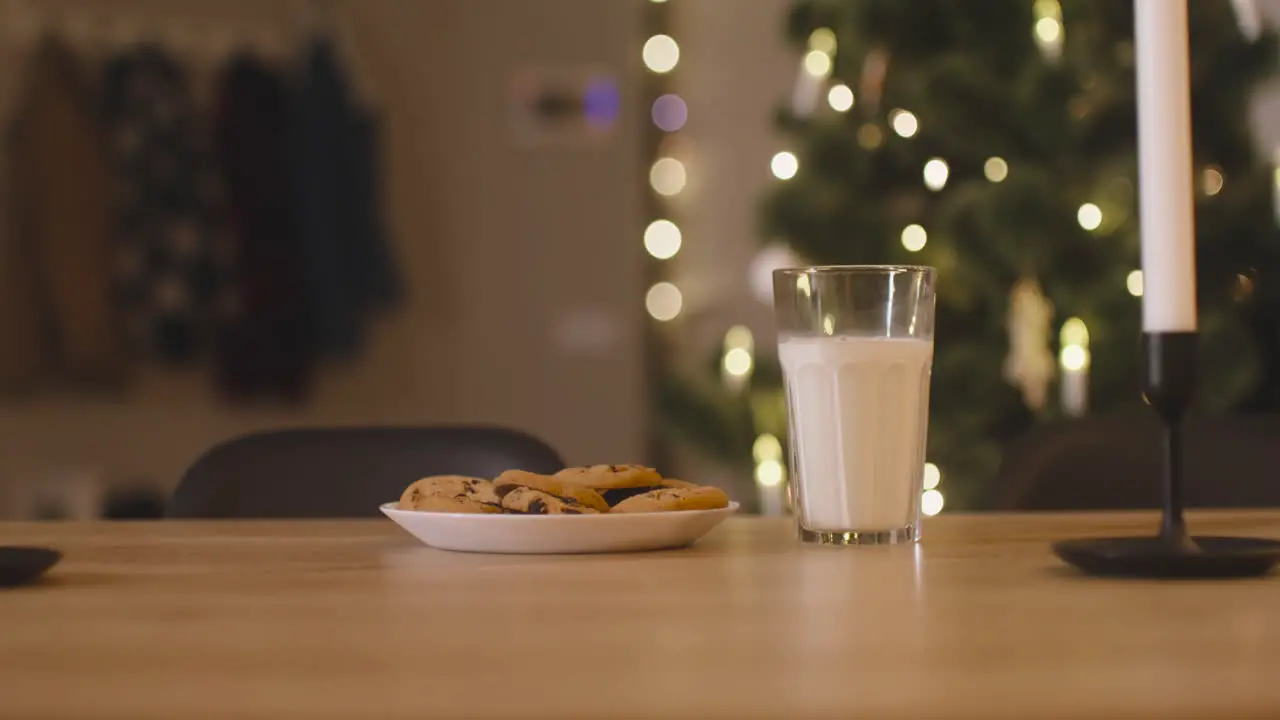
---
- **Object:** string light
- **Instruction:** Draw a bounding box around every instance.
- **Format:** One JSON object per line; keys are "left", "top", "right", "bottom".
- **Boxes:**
{"left": 645, "top": 282, "right": 683, "bottom": 321}
{"left": 1033, "top": 0, "right": 1064, "bottom": 60}
{"left": 889, "top": 109, "right": 918, "bottom": 138}
{"left": 1059, "top": 317, "right": 1091, "bottom": 373}
{"left": 827, "top": 84, "right": 854, "bottom": 112}
{"left": 857, "top": 124, "right": 884, "bottom": 149}
{"left": 901, "top": 224, "right": 927, "bottom": 252}
{"left": 1060, "top": 317, "right": 1089, "bottom": 347}
{"left": 755, "top": 459, "right": 785, "bottom": 488}
{"left": 807, "top": 28, "right": 837, "bottom": 55}
{"left": 923, "top": 158, "right": 949, "bottom": 191}
{"left": 921, "top": 489, "right": 945, "bottom": 516}
{"left": 650, "top": 157, "right": 687, "bottom": 196}
{"left": 984, "top": 157, "right": 1009, "bottom": 182}
{"left": 771, "top": 151, "right": 799, "bottom": 180}
{"left": 643, "top": 34, "right": 680, "bottom": 73}
{"left": 1077, "top": 202, "right": 1103, "bottom": 231}
{"left": 1203, "top": 166, "right": 1224, "bottom": 196}
{"left": 1126, "top": 269, "right": 1144, "bottom": 297}
{"left": 644, "top": 219, "right": 682, "bottom": 260}
{"left": 923, "top": 462, "right": 941, "bottom": 490}
{"left": 753, "top": 433, "right": 783, "bottom": 464}
{"left": 723, "top": 348, "right": 753, "bottom": 377}
{"left": 1060, "top": 344, "right": 1089, "bottom": 371}
{"left": 724, "top": 325, "right": 754, "bottom": 353}
{"left": 722, "top": 325, "right": 755, "bottom": 389}
{"left": 1060, "top": 315, "right": 1090, "bottom": 416}
{"left": 753, "top": 433, "right": 785, "bottom": 492}
{"left": 651, "top": 94, "right": 687, "bottom": 132}
{"left": 1034, "top": 17, "right": 1062, "bottom": 44}
{"left": 803, "top": 50, "right": 832, "bottom": 78}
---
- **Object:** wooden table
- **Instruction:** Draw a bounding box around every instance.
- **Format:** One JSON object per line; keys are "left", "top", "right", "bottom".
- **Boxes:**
{"left": 4, "top": 513, "right": 1280, "bottom": 719}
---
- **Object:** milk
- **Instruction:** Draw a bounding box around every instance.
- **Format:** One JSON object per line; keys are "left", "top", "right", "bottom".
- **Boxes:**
{"left": 778, "top": 335, "right": 933, "bottom": 532}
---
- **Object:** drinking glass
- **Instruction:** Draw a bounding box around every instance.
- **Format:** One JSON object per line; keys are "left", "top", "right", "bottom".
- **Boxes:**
{"left": 773, "top": 265, "right": 937, "bottom": 545}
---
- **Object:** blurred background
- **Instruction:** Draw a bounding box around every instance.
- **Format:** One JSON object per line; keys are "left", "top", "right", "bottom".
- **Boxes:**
{"left": 3, "top": 0, "right": 1280, "bottom": 520}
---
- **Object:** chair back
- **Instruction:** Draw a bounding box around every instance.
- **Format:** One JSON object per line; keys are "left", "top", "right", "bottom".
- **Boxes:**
{"left": 167, "top": 426, "right": 564, "bottom": 518}
{"left": 993, "top": 412, "right": 1280, "bottom": 510}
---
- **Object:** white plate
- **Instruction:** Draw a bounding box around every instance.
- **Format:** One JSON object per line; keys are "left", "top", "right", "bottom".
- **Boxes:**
{"left": 380, "top": 501, "right": 739, "bottom": 554}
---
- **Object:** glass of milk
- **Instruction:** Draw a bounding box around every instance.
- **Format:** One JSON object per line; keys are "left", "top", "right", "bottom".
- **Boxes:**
{"left": 773, "top": 265, "right": 936, "bottom": 545}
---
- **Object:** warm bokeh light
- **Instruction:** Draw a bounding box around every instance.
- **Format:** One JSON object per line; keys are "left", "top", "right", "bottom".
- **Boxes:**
{"left": 753, "top": 433, "right": 783, "bottom": 463}
{"left": 808, "top": 27, "right": 837, "bottom": 55}
{"left": 901, "top": 224, "right": 927, "bottom": 252}
{"left": 755, "top": 459, "right": 785, "bottom": 488}
{"left": 923, "top": 462, "right": 941, "bottom": 490}
{"left": 724, "top": 325, "right": 754, "bottom": 352}
{"left": 771, "top": 151, "right": 799, "bottom": 180}
{"left": 1060, "top": 317, "right": 1089, "bottom": 347}
{"left": 803, "top": 50, "right": 832, "bottom": 77}
{"left": 1077, "top": 203, "right": 1102, "bottom": 231}
{"left": 1203, "top": 166, "right": 1224, "bottom": 196}
{"left": 642, "top": 35, "right": 680, "bottom": 74}
{"left": 889, "top": 109, "right": 918, "bottom": 138}
{"left": 650, "top": 157, "right": 687, "bottom": 196}
{"left": 827, "top": 84, "right": 854, "bottom": 112}
{"left": 922, "top": 489, "right": 945, "bottom": 516}
{"left": 923, "top": 158, "right": 949, "bottom": 191}
{"left": 857, "top": 124, "right": 884, "bottom": 148}
{"left": 1126, "top": 269, "right": 1144, "bottom": 297}
{"left": 1060, "top": 344, "right": 1090, "bottom": 372}
{"left": 1034, "top": 17, "right": 1062, "bottom": 45}
{"left": 644, "top": 219, "right": 682, "bottom": 260}
{"left": 984, "top": 156, "right": 1009, "bottom": 182}
{"left": 645, "top": 282, "right": 683, "bottom": 321}
{"left": 723, "top": 348, "right": 753, "bottom": 378}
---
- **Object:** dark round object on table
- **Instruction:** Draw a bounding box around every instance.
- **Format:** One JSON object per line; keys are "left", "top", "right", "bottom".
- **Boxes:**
{"left": 1053, "top": 536, "right": 1280, "bottom": 579}
{"left": 0, "top": 547, "right": 62, "bottom": 588}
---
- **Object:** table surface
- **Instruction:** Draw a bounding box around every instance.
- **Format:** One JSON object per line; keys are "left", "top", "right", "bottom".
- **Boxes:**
{"left": 4, "top": 513, "right": 1280, "bottom": 719}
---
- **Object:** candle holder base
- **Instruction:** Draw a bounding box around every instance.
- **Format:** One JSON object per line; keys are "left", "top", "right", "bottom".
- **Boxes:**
{"left": 1053, "top": 536, "right": 1280, "bottom": 579}
{"left": 1054, "top": 332, "right": 1280, "bottom": 579}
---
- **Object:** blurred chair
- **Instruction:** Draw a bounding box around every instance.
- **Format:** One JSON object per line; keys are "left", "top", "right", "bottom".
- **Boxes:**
{"left": 993, "top": 412, "right": 1280, "bottom": 510}
{"left": 167, "top": 426, "right": 564, "bottom": 518}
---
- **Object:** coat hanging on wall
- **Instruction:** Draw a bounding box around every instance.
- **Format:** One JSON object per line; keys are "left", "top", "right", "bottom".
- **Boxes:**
{"left": 213, "top": 53, "right": 313, "bottom": 403}
{"left": 103, "top": 44, "right": 226, "bottom": 364}
{"left": 0, "top": 36, "right": 126, "bottom": 392}
{"left": 0, "top": 24, "right": 402, "bottom": 403}
{"left": 290, "top": 37, "right": 400, "bottom": 361}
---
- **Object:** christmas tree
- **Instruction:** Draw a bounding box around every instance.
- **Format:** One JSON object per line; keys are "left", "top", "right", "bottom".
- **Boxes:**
{"left": 659, "top": 0, "right": 1280, "bottom": 509}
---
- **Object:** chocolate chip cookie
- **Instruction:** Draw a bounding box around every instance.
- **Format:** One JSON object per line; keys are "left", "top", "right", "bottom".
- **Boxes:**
{"left": 609, "top": 486, "right": 731, "bottom": 514}
{"left": 556, "top": 465, "right": 694, "bottom": 506}
{"left": 493, "top": 470, "right": 610, "bottom": 513}
{"left": 399, "top": 475, "right": 503, "bottom": 514}
{"left": 501, "top": 486, "right": 602, "bottom": 515}
{"left": 555, "top": 464, "right": 663, "bottom": 489}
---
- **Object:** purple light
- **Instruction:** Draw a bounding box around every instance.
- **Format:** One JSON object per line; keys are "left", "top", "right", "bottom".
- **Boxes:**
{"left": 584, "top": 77, "right": 621, "bottom": 129}
{"left": 652, "top": 94, "right": 687, "bottom": 132}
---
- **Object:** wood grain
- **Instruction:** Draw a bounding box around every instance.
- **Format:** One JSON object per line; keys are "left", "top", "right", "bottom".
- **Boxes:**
{"left": 3, "top": 513, "right": 1280, "bottom": 719}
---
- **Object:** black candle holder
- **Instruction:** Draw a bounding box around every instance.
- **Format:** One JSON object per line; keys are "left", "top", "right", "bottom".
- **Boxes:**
{"left": 1052, "top": 332, "right": 1280, "bottom": 578}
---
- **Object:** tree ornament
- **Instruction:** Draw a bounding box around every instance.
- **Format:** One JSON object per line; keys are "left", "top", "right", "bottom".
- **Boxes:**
{"left": 1003, "top": 278, "right": 1056, "bottom": 411}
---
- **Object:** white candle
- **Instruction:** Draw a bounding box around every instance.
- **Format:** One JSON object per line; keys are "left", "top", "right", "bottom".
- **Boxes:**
{"left": 1060, "top": 365, "right": 1088, "bottom": 417}
{"left": 1134, "top": 0, "right": 1199, "bottom": 333}
{"left": 758, "top": 482, "right": 786, "bottom": 517}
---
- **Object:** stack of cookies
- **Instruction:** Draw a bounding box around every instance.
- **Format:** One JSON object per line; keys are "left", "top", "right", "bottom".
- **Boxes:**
{"left": 398, "top": 464, "right": 730, "bottom": 515}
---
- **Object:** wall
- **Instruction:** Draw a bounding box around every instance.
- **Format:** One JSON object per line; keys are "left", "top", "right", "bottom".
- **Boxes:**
{"left": 0, "top": 0, "right": 647, "bottom": 516}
